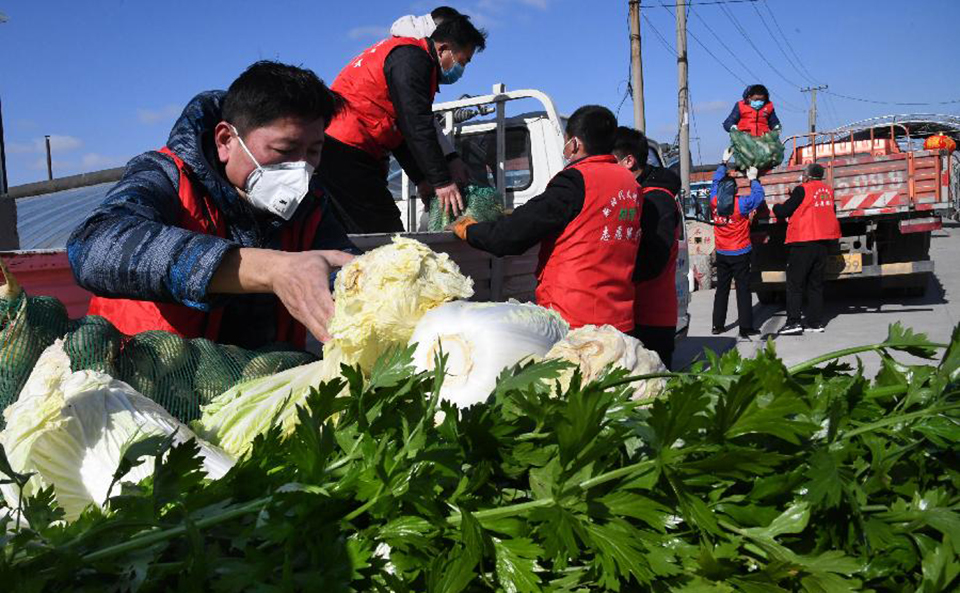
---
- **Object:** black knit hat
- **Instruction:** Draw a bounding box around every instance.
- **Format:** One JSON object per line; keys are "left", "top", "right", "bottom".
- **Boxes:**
{"left": 744, "top": 84, "right": 770, "bottom": 100}
{"left": 805, "top": 163, "right": 825, "bottom": 179}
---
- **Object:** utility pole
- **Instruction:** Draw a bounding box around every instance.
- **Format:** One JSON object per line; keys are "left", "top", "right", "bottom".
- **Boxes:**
{"left": 628, "top": 0, "right": 645, "bottom": 132}
{"left": 45, "top": 135, "right": 53, "bottom": 181}
{"left": 0, "top": 14, "right": 8, "bottom": 194}
{"left": 801, "top": 85, "right": 828, "bottom": 133}
{"left": 675, "top": 0, "right": 690, "bottom": 201}
{"left": 0, "top": 97, "right": 8, "bottom": 194}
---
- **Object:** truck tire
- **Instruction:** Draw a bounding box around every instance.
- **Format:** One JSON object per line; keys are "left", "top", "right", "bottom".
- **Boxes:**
{"left": 756, "top": 289, "right": 781, "bottom": 305}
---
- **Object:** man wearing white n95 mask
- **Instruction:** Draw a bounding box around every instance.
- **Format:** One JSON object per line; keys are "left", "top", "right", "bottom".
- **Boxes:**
{"left": 67, "top": 61, "right": 359, "bottom": 349}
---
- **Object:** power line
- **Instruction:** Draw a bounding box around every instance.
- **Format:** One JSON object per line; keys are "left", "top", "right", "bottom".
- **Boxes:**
{"left": 658, "top": 5, "right": 805, "bottom": 113}
{"left": 751, "top": 3, "right": 814, "bottom": 85}
{"left": 717, "top": 3, "right": 803, "bottom": 89}
{"left": 641, "top": 13, "right": 678, "bottom": 57}
{"left": 652, "top": 0, "right": 761, "bottom": 6}
{"left": 823, "top": 90, "right": 960, "bottom": 106}
{"left": 763, "top": 2, "right": 819, "bottom": 83}
{"left": 688, "top": 8, "right": 763, "bottom": 82}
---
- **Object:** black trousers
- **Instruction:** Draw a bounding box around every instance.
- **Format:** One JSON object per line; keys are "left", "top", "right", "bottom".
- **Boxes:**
{"left": 786, "top": 241, "right": 830, "bottom": 326}
{"left": 317, "top": 137, "right": 405, "bottom": 234}
{"left": 629, "top": 325, "right": 675, "bottom": 370}
{"left": 712, "top": 252, "right": 753, "bottom": 331}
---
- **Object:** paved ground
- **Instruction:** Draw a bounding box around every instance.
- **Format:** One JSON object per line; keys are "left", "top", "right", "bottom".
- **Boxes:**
{"left": 674, "top": 222, "right": 960, "bottom": 376}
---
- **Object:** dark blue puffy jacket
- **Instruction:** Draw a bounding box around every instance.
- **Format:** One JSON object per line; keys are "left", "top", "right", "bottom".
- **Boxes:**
{"left": 67, "top": 91, "right": 360, "bottom": 349}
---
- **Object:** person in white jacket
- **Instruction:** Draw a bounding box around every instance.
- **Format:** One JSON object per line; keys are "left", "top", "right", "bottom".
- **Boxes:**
{"left": 391, "top": 6, "right": 470, "bottom": 207}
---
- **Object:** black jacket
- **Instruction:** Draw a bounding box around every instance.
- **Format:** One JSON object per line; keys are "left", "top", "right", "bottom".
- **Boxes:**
{"left": 635, "top": 166, "right": 682, "bottom": 282}
{"left": 466, "top": 166, "right": 586, "bottom": 257}
{"left": 384, "top": 41, "right": 451, "bottom": 188}
{"left": 773, "top": 185, "right": 806, "bottom": 219}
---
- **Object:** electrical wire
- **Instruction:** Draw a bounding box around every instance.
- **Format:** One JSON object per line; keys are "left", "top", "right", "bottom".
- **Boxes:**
{"left": 763, "top": 2, "right": 819, "bottom": 84}
{"left": 822, "top": 90, "right": 960, "bottom": 106}
{"left": 657, "top": 5, "right": 805, "bottom": 113}
{"left": 652, "top": 0, "right": 761, "bottom": 6}
{"left": 689, "top": 8, "right": 763, "bottom": 82}
{"left": 717, "top": 3, "right": 803, "bottom": 89}
{"left": 751, "top": 3, "right": 814, "bottom": 85}
{"left": 641, "top": 12, "right": 678, "bottom": 57}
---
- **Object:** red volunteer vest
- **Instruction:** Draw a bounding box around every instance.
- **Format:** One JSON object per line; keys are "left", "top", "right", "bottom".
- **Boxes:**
{"left": 737, "top": 100, "right": 775, "bottom": 137}
{"left": 87, "top": 147, "right": 322, "bottom": 349}
{"left": 785, "top": 180, "right": 842, "bottom": 244}
{"left": 634, "top": 186, "right": 680, "bottom": 328}
{"left": 326, "top": 37, "right": 439, "bottom": 160}
{"left": 712, "top": 195, "right": 752, "bottom": 253}
{"left": 536, "top": 155, "right": 642, "bottom": 332}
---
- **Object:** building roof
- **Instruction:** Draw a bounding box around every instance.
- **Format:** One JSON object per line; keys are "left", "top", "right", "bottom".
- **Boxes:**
{"left": 15, "top": 182, "right": 115, "bottom": 250}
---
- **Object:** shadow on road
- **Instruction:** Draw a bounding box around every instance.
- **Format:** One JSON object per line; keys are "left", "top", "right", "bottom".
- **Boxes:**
{"left": 674, "top": 335, "right": 738, "bottom": 369}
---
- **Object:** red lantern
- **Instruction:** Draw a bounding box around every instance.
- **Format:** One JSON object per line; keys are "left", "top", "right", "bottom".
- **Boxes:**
{"left": 924, "top": 134, "right": 957, "bottom": 152}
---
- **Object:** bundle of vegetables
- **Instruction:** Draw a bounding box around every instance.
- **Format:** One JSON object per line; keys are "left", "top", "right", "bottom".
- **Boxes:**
{"left": 196, "top": 236, "right": 475, "bottom": 454}
{"left": 0, "top": 340, "right": 233, "bottom": 522}
{"left": 729, "top": 128, "right": 785, "bottom": 170}
{"left": 427, "top": 183, "right": 504, "bottom": 231}
{"left": 1, "top": 323, "right": 957, "bottom": 591}
{"left": 410, "top": 300, "right": 569, "bottom": 408}
{"left": 0, "top": 258, "right": 316, "bottom": 425}
{"left": 544, "top": 324, "right": 667, "bottom": 403}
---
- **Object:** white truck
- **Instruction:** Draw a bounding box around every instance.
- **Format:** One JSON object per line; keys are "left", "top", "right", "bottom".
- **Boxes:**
{"left": 367, "top": 84, "right": 691, "bottom": 335}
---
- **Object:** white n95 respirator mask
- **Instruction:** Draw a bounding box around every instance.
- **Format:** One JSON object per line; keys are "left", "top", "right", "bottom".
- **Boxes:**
{"left": 232, "top": 126, "right": 313, "bottom": 220}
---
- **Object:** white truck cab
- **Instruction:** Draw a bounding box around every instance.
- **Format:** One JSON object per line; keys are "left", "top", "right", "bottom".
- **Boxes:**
{"left": 368, "top": 84, "right": 691, "bottom": 337}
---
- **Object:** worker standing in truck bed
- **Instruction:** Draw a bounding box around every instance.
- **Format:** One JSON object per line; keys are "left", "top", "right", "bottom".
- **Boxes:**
{"left": 450, "top": 105, "right": 642, "bottom": 332}
{"left": 319, "top": 13, "right": 487, "bottom": 233}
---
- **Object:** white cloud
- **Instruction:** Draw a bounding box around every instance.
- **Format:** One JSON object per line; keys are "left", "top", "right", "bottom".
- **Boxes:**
{"left": 6, "top": 141, "right": 35, "bottom": 154}
{"left": 31, "top": 156, "right": 73, "bottom": 172}
{"left": 137, "top": 104, "right": 182, "bottom": 125}
{"left": 693, "top": 100, "right": 730, "bottom": 114}
{"left": 80, "top": 153, "right": 126, "bottom": 169}
{"left": 47, "top": 135, "right": 83, "bottom": 152}
{"left": 8, "top": 135, "right": 82, "bottom": 154}
{"left": 347, "top": 25, "right": 389, "bottom": 40}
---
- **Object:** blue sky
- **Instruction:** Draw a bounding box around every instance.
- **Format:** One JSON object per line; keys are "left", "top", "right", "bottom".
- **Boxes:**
{"left": 2, "top": 0, "right": 959, "bottom": 186}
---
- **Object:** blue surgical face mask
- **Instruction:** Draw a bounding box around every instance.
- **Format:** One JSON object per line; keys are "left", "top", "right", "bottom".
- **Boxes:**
{"left": 439, "top": 50, "right": 465, "bottom": 84}
{"left": 750, "top": 99, "right": 765, "bottom": 110}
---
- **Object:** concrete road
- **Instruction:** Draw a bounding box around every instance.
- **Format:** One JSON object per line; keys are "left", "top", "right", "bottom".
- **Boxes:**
{"left": 675, "top": 222, "right": 960, "bottom": 376}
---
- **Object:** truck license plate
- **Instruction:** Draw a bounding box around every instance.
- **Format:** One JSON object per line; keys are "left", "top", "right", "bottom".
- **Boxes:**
{"left": 827, "top": 254, "right": 862, "bottom": 275}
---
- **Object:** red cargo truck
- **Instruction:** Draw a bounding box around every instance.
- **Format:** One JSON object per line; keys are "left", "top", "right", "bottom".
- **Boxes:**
{"left": 744, "top": 116, "right": 959, "bottom": 302}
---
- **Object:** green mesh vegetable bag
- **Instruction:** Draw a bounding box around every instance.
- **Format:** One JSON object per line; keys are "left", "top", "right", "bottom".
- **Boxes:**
{"left": 0, "top": 259, "right": 316, "bottom": 426}
{"left": 426, "top": 184, "right": 504, "bottom": 231}
{"left": 0, "top": 262, "right": 71, "bottom": 418}
{"left": 729, "top": 129, "right": 785, "bottom": 170}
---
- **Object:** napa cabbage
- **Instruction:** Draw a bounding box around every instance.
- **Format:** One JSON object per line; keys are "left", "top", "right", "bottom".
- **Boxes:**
{"left": 543, "top": 325, "right": 667, "bottom": 402}
{"left": 0, "top": 341, "right": 234, "bottom": 521}
{"left": 409, "top": 301, "right": 569, "bottom": 408}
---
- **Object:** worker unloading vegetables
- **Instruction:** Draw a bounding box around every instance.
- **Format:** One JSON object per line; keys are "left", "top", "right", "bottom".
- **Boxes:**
{"left": 67, "top": 61, "right": 358, "bottom": 349}
{"left": 452, "top": 105, "right": 643, "bottom": 332}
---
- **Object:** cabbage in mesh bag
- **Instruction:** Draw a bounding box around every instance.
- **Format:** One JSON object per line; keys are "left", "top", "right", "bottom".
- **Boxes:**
{"left": 427, "top": 184, "right": 504, "bottom": 231}
{"left": 0, "top": 258, "right": 316, "bottom": 425}
{"left": 729, "top": 129, "right": 785, "bottom": 170}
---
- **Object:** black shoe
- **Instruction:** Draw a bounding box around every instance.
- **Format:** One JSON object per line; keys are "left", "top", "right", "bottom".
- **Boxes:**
{"left": 739, "top": 328, "right": 761, "bottom": 339}
{"left": 780, "top": 323, "right": 804, "bottom": 335}
{"left": 711, "top": 326, "right": 723, "bottom": 335}
{"left": 806, "top": 323, "right": 825, "bottom": 333}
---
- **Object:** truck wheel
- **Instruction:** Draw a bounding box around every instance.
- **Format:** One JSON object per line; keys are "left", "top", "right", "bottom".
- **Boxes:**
{"left": 756, "top": 290, "right": 781, "bottom": 305}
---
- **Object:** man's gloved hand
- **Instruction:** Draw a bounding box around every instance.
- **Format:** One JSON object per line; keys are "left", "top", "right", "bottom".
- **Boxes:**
{"left": 449, "top": 216, "right": 478, "bottom": 241}
{"left": 747, "top": 166, "right": 759, "bottom": 181}
{"left": 722, "top": 147, "right": 734, "bottom": 164}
